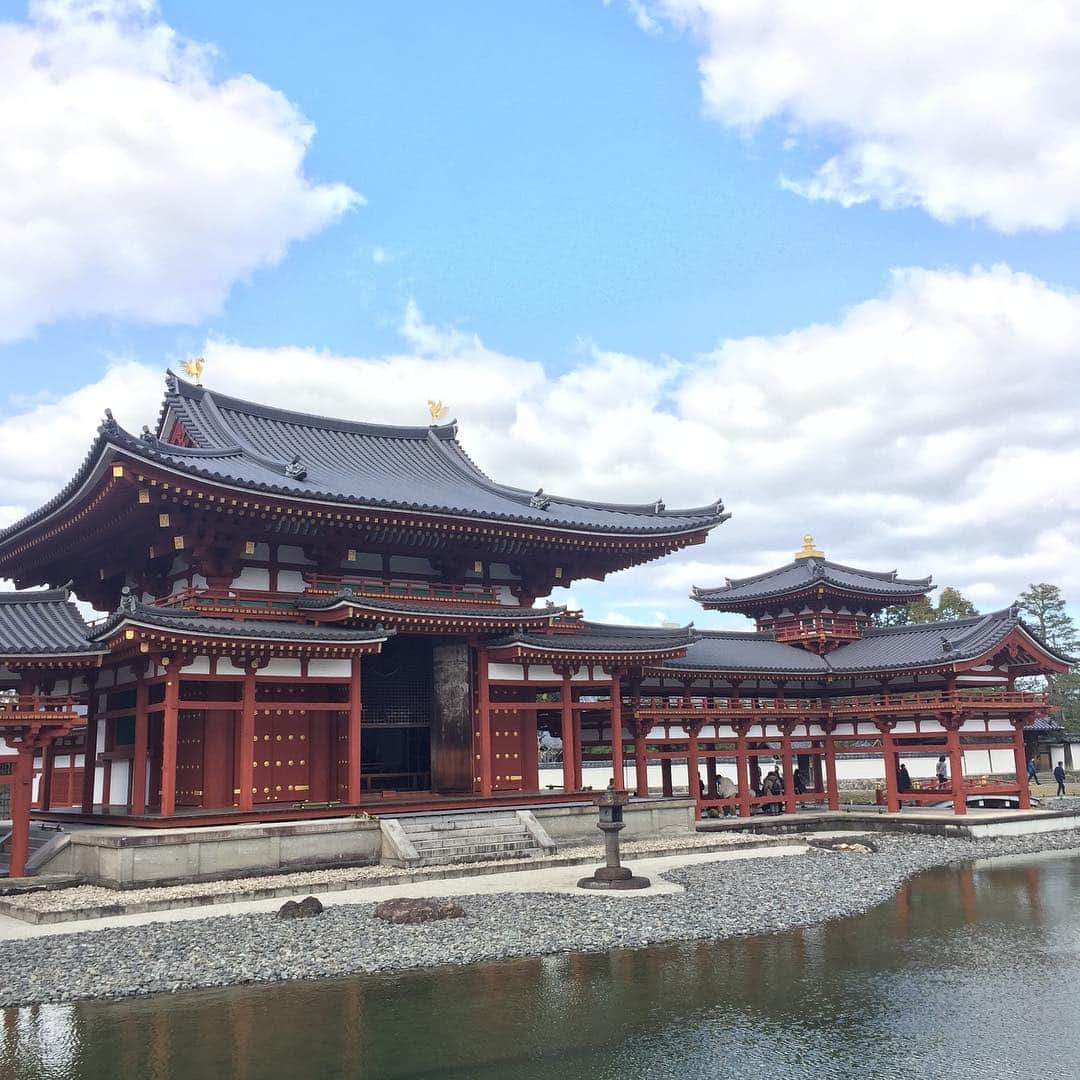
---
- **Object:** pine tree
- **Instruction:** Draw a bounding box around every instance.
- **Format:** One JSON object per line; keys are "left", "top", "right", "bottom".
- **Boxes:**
{"left": 875, "top": 587, "right": 978, "bottom": 627}
{"left": 1017, "top": 583, "right": 1080, "bottom": 656}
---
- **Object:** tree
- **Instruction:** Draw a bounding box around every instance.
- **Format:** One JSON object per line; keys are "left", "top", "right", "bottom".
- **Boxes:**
{"left": 875, "top": 587, "right": 978, "bottom": 627}
{"left": 1016, "top": 583, "right": 1080, "bottom": 657}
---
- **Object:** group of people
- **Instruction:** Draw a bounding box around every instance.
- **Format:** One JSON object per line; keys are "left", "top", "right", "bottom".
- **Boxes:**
{"left": 1028, "top": 755, "right": 1069, "bottom": 796}
{"left": 698, "top": 763, "right": 808, "bottom": 817}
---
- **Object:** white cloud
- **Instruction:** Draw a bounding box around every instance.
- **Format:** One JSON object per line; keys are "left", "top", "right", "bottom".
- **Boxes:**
{"left": 3, "top": 268, "right": 1080, "bottom": 620}
{"left": 631, "top": 0, "right": 1080, "bottom": 231}
{"left": 0, "top": 0, "right": 359, "bottom": 342}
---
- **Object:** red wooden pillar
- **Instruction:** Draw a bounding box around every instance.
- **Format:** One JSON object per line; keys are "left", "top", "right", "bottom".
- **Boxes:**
{"left": 811, "top": 745, "right": 824, "bottom": 793}
{"left": 560, "top": 669, "right": 575, "bottom": 794}
{"left": 130, "top": 665, "right": 149, "bottom": 814}
{"left": 823, "top": 725, "right": 839, "bottom": 811}
{"left": 633, "top": 722, "right": 649, "bottom": 797}
{"left": 735, "top": 724, "right": 751, "bottom": 817}
{"left": 1012, "top": 718, "right": 1031, "bottom": 809}
{"left": 660, "top": 752, "right": 674, "bottom": 798}
{"left": 476, "top": 647, "right": 493, "bottom": 797}
{"left": 609, "top": 671, "right": 625, "bottom": 791}
{"left": 686, "top": 722, "right": 701, "bottom": 818}
{"left": 878, "top": 721, "right": 900, "bottom": 813}
{"left": 238, "top": 666, "right": 257, "bottom": 812}
{"left": 705, "top": 752, "right": 717, "bottom": 797}
{"left": 780, "top": 722, "right": 797, "bottom": 814}
{"left": 946, "top": 721, "right": 966, "bottom": 815}
{"left": 346, "top": 655, "right": 363, "bottom": 804}
{"left": 8, "top": 745, "right": 35, "bottom": 878}
{"left": 80, "top": 680, "right": 99, "bottom": 815}
{"left": 38, "top": 741, "right": 55, "bottom": 813}
{"left": 159, "top": 663, "right": 180, "bottom": 818}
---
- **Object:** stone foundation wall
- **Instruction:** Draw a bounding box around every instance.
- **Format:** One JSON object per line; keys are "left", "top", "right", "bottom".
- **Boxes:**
{"left": 59, "top": 818, "right": 382, "bottom": 888}
{"left": 532, "top": 798, "right": 695, "bottom": 844}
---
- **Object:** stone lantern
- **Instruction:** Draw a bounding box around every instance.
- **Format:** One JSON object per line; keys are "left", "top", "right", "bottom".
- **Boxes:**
{"left": 577, "top": 785, "right": 650, "bottom": 890}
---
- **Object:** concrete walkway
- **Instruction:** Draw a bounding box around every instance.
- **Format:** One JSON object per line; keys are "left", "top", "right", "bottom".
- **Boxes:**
{"left": 0, "top": 842, "right": 811, "bottom": 942}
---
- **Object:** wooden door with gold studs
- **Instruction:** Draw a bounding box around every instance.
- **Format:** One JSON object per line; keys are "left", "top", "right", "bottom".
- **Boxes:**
{"left": 254, "top": 708, "right": 311, "bottom": 803}
{"left": 175, "top": 711, "right": 205, "bottom": 808}
{"left": 491, "top": 711, "right": 526, "bottom": 792}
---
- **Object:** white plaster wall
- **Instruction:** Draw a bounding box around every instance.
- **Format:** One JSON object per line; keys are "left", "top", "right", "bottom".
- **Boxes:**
{"left": 181, "top": 656, "right": 211, "bottom": 675}
{"left": 276, "top": 570, "right": 306, "bottom": 593}
{"left": 216, "top": 657, "right": 246, "bottom": 676}
{"left": 538, "top": 750, "right": 1024, "bottom": 792}
{"left": 234, "top": 566, "right": 271, "bottom": 590}
{"left": 260, "top": 658, "right": 302, "bottom": 677}
{"left": 308, "top": 659, "right": 352, "bottom": 678}
{"left": 109, "top": 761, "right": 130, "bottom": 806}
{"left": 488, "top": 663, "right": 524, "bottom": 680}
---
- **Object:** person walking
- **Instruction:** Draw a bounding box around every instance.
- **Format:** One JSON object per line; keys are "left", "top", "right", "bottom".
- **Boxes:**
{"left": 935, "top": 755, "right": 949, "bottom": 788}
{"left": 1054, "top": 761, "right": 1067, "bottom": 797}
{"left": 1028, "top": 755, "right": 1041, "bottom": 787}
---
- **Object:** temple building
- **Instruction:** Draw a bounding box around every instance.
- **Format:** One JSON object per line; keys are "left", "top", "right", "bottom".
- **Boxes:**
{"left": 0, "top": 374, "right": 1069, "bottom": 877}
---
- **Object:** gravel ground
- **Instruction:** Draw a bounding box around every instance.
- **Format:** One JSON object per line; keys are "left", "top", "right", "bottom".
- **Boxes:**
{"left": 4, "top": 827, "right": 1080, "bottom": 1008}
{"left": 2, "top": 831, "right": 756, "bottom": 916}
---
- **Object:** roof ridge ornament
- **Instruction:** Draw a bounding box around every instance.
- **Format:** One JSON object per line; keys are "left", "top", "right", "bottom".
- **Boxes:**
{"left": 794, "top": 534, "right": 825, "bottom": 561}
{"left": 654, "top": 499, "right": 665, "bottom": 514}
{"left": 139, "top": 425, "right": 156, "bottom": 445}
{"left": 102, "top": 408, "right": 119, "bottom": 437}
{"left": 181, "top": 357, "right": 205, "bottom": 385}
{"left": 284, "top": 455, "right": 308, "bottom": 482}
{"left": 119, "top": 585, "right": 138, "bottom": 613}
{"left": 529, "top": 488, "right": 551, "bottom": 510}
{"left": 427, "top": 399, "right": 449, "bottom": 423}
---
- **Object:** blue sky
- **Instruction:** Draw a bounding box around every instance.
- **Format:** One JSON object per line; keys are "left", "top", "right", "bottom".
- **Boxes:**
{"left": 1, "top": 0, "right": 1079, "bottom": 627}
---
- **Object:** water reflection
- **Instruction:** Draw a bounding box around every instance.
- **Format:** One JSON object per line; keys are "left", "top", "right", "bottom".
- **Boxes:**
{"left": 5, "top": 854, "right": 1080, "bottom": 1080}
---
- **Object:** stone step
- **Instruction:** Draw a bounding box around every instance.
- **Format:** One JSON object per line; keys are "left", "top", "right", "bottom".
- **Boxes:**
{"left": 410, "top": 836, "right": 538, "bottom": 852}
{"left": 411, "top": 842, "right": 540, "bottom": 864}
{"left": 399, "top": 816, "right": 521, "bottom": 832}
{"left": 404, "top": 825, "right": 532, "bottom": 842}
{"left": 385, "top": 810, "right": 552, "bottom": 867}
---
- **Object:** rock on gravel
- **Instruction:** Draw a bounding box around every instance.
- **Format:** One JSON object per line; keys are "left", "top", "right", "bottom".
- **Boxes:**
{"left": 374, "top": 897, "right": 465, "bottom": 924}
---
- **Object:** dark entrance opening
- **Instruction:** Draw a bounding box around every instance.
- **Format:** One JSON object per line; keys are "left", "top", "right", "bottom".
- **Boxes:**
{"left": 361, "top": 636, "right": 433, "bottom": 792}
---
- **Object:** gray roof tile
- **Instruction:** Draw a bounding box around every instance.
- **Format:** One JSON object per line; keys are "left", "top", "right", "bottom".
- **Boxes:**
{"left": 692, "top": 557, "right": 931, "bottom": 607}
{"left": 665, "top": 630, "right": 829, "bottom": 674}
{"left": 487, "top": 622, "right": 693, "bottom": 655}
{"left": 142, "top": 375, "right": 728, "bottom": 535}
{"left": 91, "top": 601, "right": 391, "bottom": 645}
{"left": 296, "top": 593, "right": 564, "bottom": 621}
{"left": 0, "top": 590, "right": 104, "bottom": 656}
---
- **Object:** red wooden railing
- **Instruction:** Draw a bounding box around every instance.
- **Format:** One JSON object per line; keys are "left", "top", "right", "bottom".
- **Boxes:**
{"left": 634, "top": 688, "right": 1049, "bottom": 720}
{"left": 0, "top": 694, "right": 82, "bottom": 718}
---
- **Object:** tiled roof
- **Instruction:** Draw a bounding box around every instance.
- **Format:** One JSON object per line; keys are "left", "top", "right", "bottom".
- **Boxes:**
{"left": 488, "top": 622, "right": 693, "bottom": 655}
{"left": 665, "top": 630, "right": 829, "bottom": 674}
{"left": 659, "top": 607, "right": 1071, "bottom": 677}
{"left": 91, "top": 601, "right": 391, "bottom": 645}
{"left": 296, "top": 593, "right": 564, "bottom": 621}
{"left": 0, "top": 590, "right": 104, "bottom": 657}
{"left": 51, "top": 374, "right": 722, "bottom": 537}
{"left": 691, "top": 557, "right": 931, "bottom": 607}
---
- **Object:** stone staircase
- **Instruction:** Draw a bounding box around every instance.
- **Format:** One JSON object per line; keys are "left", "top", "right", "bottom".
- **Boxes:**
{"left": 0, "top": 823, "right": 64, "bottom": 877}
{"left": 381, "top": 810, "right": 556, "bottom": 868}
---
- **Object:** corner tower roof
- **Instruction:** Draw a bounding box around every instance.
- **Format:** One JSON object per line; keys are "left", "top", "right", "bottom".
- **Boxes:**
{"left": 691, "top": 550, "right": 932, "bottom": 612}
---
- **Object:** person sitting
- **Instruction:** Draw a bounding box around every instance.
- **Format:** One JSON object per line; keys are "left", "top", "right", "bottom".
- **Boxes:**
{"left": 762, "top": 768, "right": 784, "bottom": 814}
{"left": 716, "top": 774, "right": 738, "bottom": 816}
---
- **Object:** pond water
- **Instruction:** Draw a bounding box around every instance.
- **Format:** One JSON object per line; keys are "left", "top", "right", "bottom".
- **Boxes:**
{"left": 4, "top": 851, "right": 1080, "bottom": 1080}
